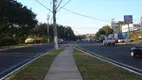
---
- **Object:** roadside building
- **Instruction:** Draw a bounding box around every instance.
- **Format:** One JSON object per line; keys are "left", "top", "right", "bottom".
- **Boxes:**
{"left": 121, "top": 24, "right": 141, "bottom": 40}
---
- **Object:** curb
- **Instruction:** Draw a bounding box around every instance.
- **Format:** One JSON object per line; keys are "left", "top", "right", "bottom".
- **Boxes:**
{"left": 75, "top": 47, "right": 142, "bottom": 76}
{"left": 0, "top": 48, "right": 53, "bottom": 80}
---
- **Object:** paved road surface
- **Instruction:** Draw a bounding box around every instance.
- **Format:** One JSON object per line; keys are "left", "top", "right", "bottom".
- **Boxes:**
{"left": 0, "top": 43, "right": 54, "bottom": 78}
{"left": 74, "top": 41, "right": 142, "bottom": 71}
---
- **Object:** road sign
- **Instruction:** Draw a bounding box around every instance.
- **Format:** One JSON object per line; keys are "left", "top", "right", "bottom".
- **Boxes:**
{"left": 124, "top": 15, "right": 133, "bottom": 24}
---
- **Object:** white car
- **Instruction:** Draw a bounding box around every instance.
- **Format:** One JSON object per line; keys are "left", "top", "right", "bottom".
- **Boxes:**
{"left": 118, "top": 38, "right": 134, "bottom": 43}
{"left": 124, "top": 38, "right": 134, "bottom": 42}
{"left": 118, "top": 38, "right": 125, "bottom": 43}
{"left": 103, "top": 38, "right": 116, "bottom": 46}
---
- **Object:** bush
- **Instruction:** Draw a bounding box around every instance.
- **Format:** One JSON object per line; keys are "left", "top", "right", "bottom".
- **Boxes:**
{"left": 0, "top": 37, "right": 18, "bottom": 46}
{"left": 130, "top": 31, "right": 141, "bottom": 41}
{"left": 40, "top": 36, "right": 48, "bottom": 43}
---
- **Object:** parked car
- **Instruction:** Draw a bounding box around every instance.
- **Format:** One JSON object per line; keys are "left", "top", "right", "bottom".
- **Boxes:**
{"left": 130, "top": 43, "right": 142, "bottom": 57}
{"left": 103, "top": 38, "right": 116, "bottom": 46}
{"left": 25, "top": 37, "right": 35, "bottom": 44}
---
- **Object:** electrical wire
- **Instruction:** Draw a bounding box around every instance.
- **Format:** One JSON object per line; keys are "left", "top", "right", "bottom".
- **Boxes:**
{"left": 57, "top": 0, "right": 71, "bottom": 12}
{"left": 34, "top": 0, "right": 111, "bottom": 22}
{"left": 56, "top": 0, "right": 63, "bottom": 10}
{"left": 62, "top": 8, "right": 111, "bottom": 22}
{"left": 35, "top": 0, "right": 52, "bottom": 12}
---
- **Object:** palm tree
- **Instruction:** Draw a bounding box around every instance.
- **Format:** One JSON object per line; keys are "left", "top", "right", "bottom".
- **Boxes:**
{"left": 117, "top": 21, "right": 125, "bottom": 33}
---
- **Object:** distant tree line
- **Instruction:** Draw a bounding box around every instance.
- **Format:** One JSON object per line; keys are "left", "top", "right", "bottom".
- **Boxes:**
{"left": 33, "top": 23, "right": 76, "bottom": 41}
{"left": 0, "top": 0, "right": 76, "bottom": 46}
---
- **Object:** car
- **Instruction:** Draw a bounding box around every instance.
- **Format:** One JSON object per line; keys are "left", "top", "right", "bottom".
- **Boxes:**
{"left": 103, "top": 38, "right": 116, "bottom": 46}
{"left": 25, "top": 37, "right": 35, "bottom": 44}
{"left": 95, "top": 38, "right": 104, "bottom": 43}
{"left": 124, "top": 38, "right": 134, "bottom": 42}
{"left": 130, "top": 43, "right": 142, "bottom": 57}
{"left": 118, "top": 38, "right": 134, "bottom": 43}
{"left": 58, "top": 39, "right": 64, "bottom": 44}
{"left": 118, "top": 38, "right": 125, "bottom": 43}
{"left": 95, "top": 38, "right": 100, "bottom": 42}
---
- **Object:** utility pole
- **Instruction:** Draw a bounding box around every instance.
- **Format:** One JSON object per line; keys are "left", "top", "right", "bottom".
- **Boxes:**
{"left": 127, "top": 24, "right": 130, "bottom": 39}
{"left": 140, "top": 16, "right": 142, "bottom": 40}
{"left": 111, "top": 18, "right": 115, "bottom": 38}
{"left": 47, "top": 15, "right": 50, "bottom": 42}
{"left": 53, "top": 0, "right": 58, "bottom": 49}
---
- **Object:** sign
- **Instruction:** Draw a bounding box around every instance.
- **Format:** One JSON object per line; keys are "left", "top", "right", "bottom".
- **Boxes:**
{"left": 124, "top": 15, "right": 133, "bottom": 24}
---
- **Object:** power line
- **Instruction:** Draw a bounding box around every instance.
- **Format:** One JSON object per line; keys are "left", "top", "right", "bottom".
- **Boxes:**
{"left": 34, "top": 0, "right": 111, "bottom": 22}
{"left": 35, "top": 0, "right": 52, "bottom": 12}
{"left": 56, "top": 0, "right": 63, "bottom": 10}
{"left": 57, "top": 0, "right": 72, "bottom": 12}
{"left": 62, "top": 8, "right": 111, "bottom": 22}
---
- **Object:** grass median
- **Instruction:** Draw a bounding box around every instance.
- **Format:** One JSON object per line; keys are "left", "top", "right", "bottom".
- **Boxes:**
{"left": 0, "top": 44, "right": 33, "bottom": 49}
{"left": 73, "top": 49, "right": 142, "bottom": 80}
{"left": 5, "top": 48, "right": 63, "bottom": 80}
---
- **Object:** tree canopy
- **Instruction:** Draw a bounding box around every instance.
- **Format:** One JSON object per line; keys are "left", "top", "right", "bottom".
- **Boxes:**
{"left": 33, "top": 23, "right": 76, "bottom": 41}
{"left": 0, "top": 0, "right": 38, "bottom": 44}
{"left": 96, "top": 25, "right": 113, "bottom": 38}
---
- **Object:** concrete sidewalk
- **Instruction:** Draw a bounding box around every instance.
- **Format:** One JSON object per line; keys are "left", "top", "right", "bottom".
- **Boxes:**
{"left": 44, "top": 47, "right": 83, "bottom": 80}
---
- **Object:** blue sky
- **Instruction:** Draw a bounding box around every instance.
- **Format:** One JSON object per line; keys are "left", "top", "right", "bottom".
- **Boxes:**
{"left": 17, "top": 0, "right": 142, "bottom": 34}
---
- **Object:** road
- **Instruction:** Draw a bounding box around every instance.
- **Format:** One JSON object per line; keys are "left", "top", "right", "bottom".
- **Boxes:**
{"left": 1, "top": 41, "right": 142, "bottom": 78}
{"left": 75, "top": 41, "right": 142, "bottom": 71}
{"left": 0, "top": 43, "right": 54, "bottom": 78}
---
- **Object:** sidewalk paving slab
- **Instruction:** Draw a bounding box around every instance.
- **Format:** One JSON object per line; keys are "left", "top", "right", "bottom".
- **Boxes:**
{"left": 44, "top": 47, "right": 83, "bottom": 80}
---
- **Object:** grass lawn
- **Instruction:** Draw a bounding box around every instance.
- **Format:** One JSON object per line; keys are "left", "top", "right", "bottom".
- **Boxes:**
{"left": 5, "top": 49, "right": 63, "bottom": 80}
{"left": 73, "top": 49, "right": 142, "bottom": 80}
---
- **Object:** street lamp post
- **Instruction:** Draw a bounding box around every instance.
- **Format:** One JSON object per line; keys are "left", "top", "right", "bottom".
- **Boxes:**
{"left": 140, "top": 16, "right": 142, "bottom": 40}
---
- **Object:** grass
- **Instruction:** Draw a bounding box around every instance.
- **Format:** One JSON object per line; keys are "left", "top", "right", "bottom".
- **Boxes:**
{"left": 5, "top": 48, "right": 63, "bottom": 80}
{"left": 0, "top": 44, "right": 32, "bottom": 49}
{"left": 73, "top": 49, "right": 142, "bottom": 80}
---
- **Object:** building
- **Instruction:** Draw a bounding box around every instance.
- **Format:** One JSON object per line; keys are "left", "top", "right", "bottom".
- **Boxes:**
{"left": 121, "top": 23, "right": 142, "bottom": 39}
{"left": 84, "top": 33, "right": 96, "bottom": 41}
{"left": 110, "top": 22, "right": 121, "bottom": 39}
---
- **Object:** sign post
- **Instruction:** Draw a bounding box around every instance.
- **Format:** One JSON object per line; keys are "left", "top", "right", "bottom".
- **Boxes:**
{"left": 124, "top": 15, "right": 133, "bottom": 39}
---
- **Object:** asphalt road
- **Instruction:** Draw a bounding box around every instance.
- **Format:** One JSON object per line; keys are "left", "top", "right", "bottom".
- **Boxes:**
{"left": 0, "top": 43, "right": 54, "bottom": 78}
{"left": 76, "top": 41, "right": 142, "bottom": 71}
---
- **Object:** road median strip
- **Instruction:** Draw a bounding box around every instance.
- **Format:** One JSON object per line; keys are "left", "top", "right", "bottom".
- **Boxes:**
{"left": 4, "top": 48, "right": 63, "bottom": 80}
{"left": 73, "top": 49, "right": 142, "bottom": 80}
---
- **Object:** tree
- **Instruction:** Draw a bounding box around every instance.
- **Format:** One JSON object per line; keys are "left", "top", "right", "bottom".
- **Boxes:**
{"left": 0, "top": 0, "right": 38, "bottom": 44}
{"left": 33, "top": 23, "right": 76, "bottom": 41}
{"left": 117, "top": 21, "right": 125, "bottom": 32}
{"left": 95, "top": 25, "right": 113, "bottom": 38}
{"left": 102, "top": 25, "right": 113, "bottom": 36}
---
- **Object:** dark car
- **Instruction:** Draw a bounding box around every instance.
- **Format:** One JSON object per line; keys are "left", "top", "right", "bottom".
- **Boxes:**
{"left": 95, "top": 38, "right": 104, "bottom": 43}
{"left": 130, "top": 43, "right": 142, "bottom": 57}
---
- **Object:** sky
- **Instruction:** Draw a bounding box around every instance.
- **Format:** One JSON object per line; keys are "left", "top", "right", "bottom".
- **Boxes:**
{"left": 17, "top": 0, "right": 142, "bottom": 35}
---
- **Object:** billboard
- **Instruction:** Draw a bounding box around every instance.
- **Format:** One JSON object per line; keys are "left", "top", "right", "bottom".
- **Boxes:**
{"left": 124, "top": 15, "right": 133, "bottom": 24}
